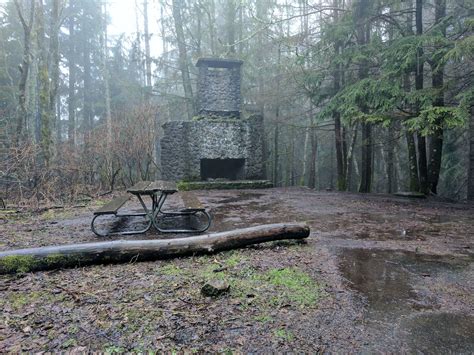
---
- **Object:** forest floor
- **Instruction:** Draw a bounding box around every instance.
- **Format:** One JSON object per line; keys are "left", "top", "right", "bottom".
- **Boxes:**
{"left": 0, "top": 187, "right": 473, "bottom": 352}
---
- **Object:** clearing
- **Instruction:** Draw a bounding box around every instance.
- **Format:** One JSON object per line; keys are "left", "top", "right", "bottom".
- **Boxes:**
{"left": 0, "top": 187, "right": 473, "bottom": 352}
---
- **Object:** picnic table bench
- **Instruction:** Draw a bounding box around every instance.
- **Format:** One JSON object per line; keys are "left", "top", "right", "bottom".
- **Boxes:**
{"left": 91, "top": 181, "right": 211, "bottom": 237}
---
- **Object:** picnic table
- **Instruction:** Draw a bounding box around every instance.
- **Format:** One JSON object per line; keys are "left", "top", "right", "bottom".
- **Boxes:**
{"left": 91, "top": 180, "right": 211, "bottom": 237}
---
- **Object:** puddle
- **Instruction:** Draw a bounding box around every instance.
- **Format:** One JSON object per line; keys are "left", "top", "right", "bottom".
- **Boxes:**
{"left": 402, "top": 313, "right": 474, "bottom": 353}
{"left": 338, "top": 248, "right": 473, "bottom": 351}
{"left": 338, "top": 249, "right": 470, "bottom": 317}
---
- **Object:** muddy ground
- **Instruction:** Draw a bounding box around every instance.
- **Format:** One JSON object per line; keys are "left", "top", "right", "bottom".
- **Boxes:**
{"left": 0, "top": 187, "right": 473, "bottom": 352}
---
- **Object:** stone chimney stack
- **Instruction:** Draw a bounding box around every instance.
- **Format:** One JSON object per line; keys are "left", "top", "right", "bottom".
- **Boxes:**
{"left": 196, "top": 58, "right": 243, "bottom": 119}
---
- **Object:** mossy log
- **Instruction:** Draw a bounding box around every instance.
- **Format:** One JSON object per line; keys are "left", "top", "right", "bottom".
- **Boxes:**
{"left": 0, "top": 223, "right": 310, "bottom": 274}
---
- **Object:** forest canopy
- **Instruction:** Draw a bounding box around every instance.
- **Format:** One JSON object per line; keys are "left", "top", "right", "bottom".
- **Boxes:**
{"left": 0, "top": 0, "right": 473, "bottom": 203}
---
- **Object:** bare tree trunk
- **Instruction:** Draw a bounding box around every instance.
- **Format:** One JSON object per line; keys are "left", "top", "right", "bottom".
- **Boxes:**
{"left": 468, "top": 105, "right": 474, "bottom": 201}
{"left": 359, "top": 123, "right": 372, "bottom": 193}
{"left": 101, "top": 1, "right": 112, "bottom": 147}
{"left": 37, "top": 0, "right": 52, "bottom": 165}
{"left": 308, "top": 123, "right": 317, "bottom": 189}
{"left": 273, "top": 44, "right": 281, "bottom": 186}
{"left": 143, "top": 0, "right": 152, "bottom": 98}
{"left": 49, "top": 0, "right": 61, "bottom": 145}
{"left": 67, "top": 3, "right": 76, "bottom": 146}
{"left": 384, "top": 124, "right": 395, "bottom": 193}
{"left": 14, "top": 0, "right": 35, "bottom": 145}
{"left": 238, "top": 1, "right": 243, "bottom": 55}
{"left": 427, "top": 0, "right": 446, "bottom": 195}
{"left": 355, "top": 0, "right": 372, "bottom": 193}
{"left": 333, "top": 0, "right": 346, "bottom": 191}
{"left": 406, "top": 131, "right": 420, "bottom": 192}
{"left": 226, "top": 0, "right": 236, "bottom": 54}
{"left": 172, "top": 0, "right": 194, "bottom": 120}
{"left": 345, "top": 123, "right": 358, "bottom": 191}
{"left": 415, "top": 0, "right": 428, "bottom": 194}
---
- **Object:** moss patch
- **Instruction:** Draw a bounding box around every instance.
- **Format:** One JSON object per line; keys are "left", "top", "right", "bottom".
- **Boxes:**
{"left": 0, "top": 255, "right": 40, "bottom": 273}
{"left": 0, "top": 253, "right": 83, "bottom": 274}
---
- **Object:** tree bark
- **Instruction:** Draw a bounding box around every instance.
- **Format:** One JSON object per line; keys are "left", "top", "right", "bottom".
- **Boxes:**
{"left": 308, "top": 125, "right": 318, "bottom": 189}
{"left": 468, "top": 105, "right": 474, "bottom": 201}
{"left": 67, "top": 3, "right": 76, "bottom": 146}
{"left": 0, "top": 223, "right": 310, "bottom": 274}
{"left": 49, "top": 0, "right": 61, "bottom": 144}
{"left": 415, "top": 0, "right": 428, "bottom": 194}
{"left": 14, "top": 0, "right": 35, "bottom": 145}
{"left": 359, "top": 123, "right": 372, "bottom": 192}
{"left": 37, "top": 0, "right": 52, "bottom": 165}
{"left": 226, "top": 0, "right": 236, "bottom": 54}
{"left": 406, "top": 130, "right": 420, "bottom": 192}
{"left": 333, "top": 0, "right": 346, "bottom": 191}
{"left": 355, "top": 0, "right": 372, "bottom": 193}
{"left": 143, "top": 0, "right": 152, "bottom": 97}
{"left": 172, "top": 0, "right": 194, "bottom": 120}
{"left": 427, "top": 0, "right": 446, "bottom": 194}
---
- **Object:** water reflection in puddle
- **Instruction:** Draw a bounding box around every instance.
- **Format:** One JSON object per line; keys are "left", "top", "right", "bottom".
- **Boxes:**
{"left": 338, "top": 248, "right": 473, "bottom": 351}
{"left": 338, "top": 249, "right": 469, "bottom": 316}
{"left": 402, "top": 313, "right": 474, "bottom": 353}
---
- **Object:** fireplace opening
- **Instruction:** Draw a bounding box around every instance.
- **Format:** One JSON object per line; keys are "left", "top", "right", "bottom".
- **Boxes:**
{"left": 200, "top": 158, "right": 245, "bottom": 180}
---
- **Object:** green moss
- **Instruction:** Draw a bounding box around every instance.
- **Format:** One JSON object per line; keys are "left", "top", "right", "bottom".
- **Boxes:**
{"left": 158, "top": 264, "right": 184, "bottom": 276}
{"left": 103, "top": 345, "right": 126, "bottom": 353}
{"left": 0, "top": 255, "right": 40, "bottom": 273}
{"left": 224, "top": 251, "right": 245, "bottom": 268}
{"left": 9, "top": 291, "right": 40, "bottom": 310}
{"left": 274, "top": 328, "right": 294, "bottom": 342}
{"left": 0, "top": 253, "right": 83, "bottom": 274}
{"left": 196, "top": 261, "right": 325, "bottom": 309}
{"left": 266, "top": 268, "right": 321, "bottom": 307}
{"left": 41, "top": 209, "right": 74, "bottom": 221}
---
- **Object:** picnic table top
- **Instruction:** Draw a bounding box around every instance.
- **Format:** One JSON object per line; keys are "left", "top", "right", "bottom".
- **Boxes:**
{"left": 127, "top": 180, "right": 178, "bottom": 195}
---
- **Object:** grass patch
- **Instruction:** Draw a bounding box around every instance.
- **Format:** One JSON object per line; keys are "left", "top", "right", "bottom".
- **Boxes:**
{"left": 274, "top": 328, "right": 295, "bottom": 342}
{"left": 266, "top": 268, "right": 319, "bottom": 307}
{"left": 40, "top": 209, "right": 74, "bottom": 221}
{"left": 196, "top": 257, "right": 325, "bottom": 309}
{"left": 158, "top": 264, "right": 185, "bottom": 276}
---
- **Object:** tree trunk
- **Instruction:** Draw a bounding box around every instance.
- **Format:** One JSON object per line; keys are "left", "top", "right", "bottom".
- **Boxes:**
{"left": 273, "top": 44, "right": 281, "bottom": 186}
{"left": 333, "top": 0, "right": 346, "bottom": 191}
{"left": 406, "top": 131, "right": 420, "bottom": 192}
{"left": 346, "top": 123, "right": 358, "bottom": 191}
{"left": 427, "top": 0, "right": 446, "bottom": 195}
{"left": 301, "top": 124, "right": 310, "bottom": 186}
{"left": 468, "top": 105, "right": 474, "bottom": 201}
{"left": 49, "top": 0, "right": 61, "bottom": 144}
{"left": 355, "top": 0, "right": 372, "bottom": 193}
{"left": 273, "top": 123, "right": 279, "bottom": 185}
{"left": 359, "top": 123, "right": 372, "bottom": 192}
{"left": 37, "top": 0, "right": 52, "bottom": 165}
{"left": 0, "top": 223, "right": 310, "bottom": 274}
{"left": 102, "top": 1, "right": 112, "bottom": 147}
{"left": 172, "top": 0, "right": 194, "bottom": 120}
{"left": 415, "top": 0, "right": 428, "bottom": 194}
{"left": 226, "top": 0, "right": 236, "bottom": 54}
{"left": 143, "top": 0, "right": 152, "bottom": 98}
{"left": 67, "top": 5, "right": 76, "bottom": 147}
{"left": 384, "top": 124, "right": 395, "bottom": 193}
{"left": 308, "top": 125, "right": 318, "bottom": 189}
{"left": 14, "top": 0, "right": 35, "bottom": 144}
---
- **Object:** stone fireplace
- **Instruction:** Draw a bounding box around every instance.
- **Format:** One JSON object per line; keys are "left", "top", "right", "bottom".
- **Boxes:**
{"left": 160, "top": 58, "right": 264, "bottom": 182}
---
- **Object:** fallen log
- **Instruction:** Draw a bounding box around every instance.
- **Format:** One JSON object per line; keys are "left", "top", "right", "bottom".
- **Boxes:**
{"left": 0, "top": 223, "right": 310, "bottom": 274}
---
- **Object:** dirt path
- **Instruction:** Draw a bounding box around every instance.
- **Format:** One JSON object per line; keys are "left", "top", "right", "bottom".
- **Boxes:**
{"left": 1, "top": 188, "right": 473, "bottom": 352}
